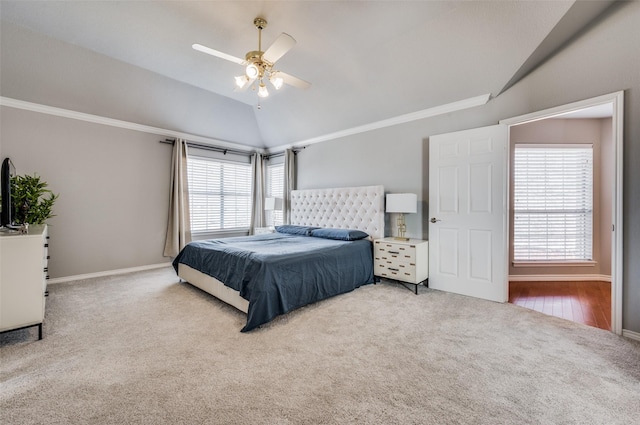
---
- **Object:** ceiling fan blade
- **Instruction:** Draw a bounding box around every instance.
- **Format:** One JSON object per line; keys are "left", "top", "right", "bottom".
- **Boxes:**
{"left": 192, "top": 43, "right": 245, "bottom": 65}
{"left": 262, "top": 33, "right": 296, "bottom": 64}
{"left": 279, "top": 71, "right": 311, "bottom": 90}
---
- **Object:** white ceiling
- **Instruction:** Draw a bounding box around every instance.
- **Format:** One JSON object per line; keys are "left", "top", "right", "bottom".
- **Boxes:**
{"left": 0, "top": 1, "right": 616, "bottom": 149}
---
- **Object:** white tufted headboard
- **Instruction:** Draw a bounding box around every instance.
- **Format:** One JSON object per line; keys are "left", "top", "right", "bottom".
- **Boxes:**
{"left": 290, "top": 185, "right": 385, "bottom": 240}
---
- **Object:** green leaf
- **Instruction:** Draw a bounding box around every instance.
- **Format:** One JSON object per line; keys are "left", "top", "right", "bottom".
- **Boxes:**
{"left": 7, "top": 174, "right": 59, "bottom": 225}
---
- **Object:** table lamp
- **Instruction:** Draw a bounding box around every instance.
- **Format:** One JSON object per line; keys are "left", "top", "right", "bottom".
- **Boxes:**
{"left": 264, "top": 197, "right": 283, "bottom": 227}
{"left": 386, "top": 193, "right": 417, "bottom": 240}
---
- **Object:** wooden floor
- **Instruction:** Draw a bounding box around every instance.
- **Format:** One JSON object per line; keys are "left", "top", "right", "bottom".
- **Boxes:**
{"left": 509, "top": 281, "right": 611, "bottom": 331}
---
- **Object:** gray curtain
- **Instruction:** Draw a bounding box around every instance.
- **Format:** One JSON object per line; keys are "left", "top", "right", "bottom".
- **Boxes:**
{"left": 249, "top": 152, "right": 266, "bottom": 234}
{"left": 163, "top": 139, "right": 191, "bottom": 257}
{"left": 283, "top": 148, "right": 296, "bottom": 224}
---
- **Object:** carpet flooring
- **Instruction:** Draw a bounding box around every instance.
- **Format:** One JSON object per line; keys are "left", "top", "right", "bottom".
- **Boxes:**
{"left": 1, "top": 267, "right": 639, "bottom": 424}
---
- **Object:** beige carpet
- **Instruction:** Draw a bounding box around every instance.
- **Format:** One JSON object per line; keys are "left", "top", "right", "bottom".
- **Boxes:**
{"left": 1, "top": 267, "right": 639, "bottom": 424}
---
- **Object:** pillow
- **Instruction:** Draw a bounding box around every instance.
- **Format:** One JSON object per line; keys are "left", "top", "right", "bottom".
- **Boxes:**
{"left": 275, "top": 225, "right": 318, "bottom": 236}
{"left": 310, "top": 228, "right": 369, "bottom": 241}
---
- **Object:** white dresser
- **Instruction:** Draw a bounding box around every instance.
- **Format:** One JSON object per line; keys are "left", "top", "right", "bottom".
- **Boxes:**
{"left": 374, "top": 237, "right": 428, "bottom": 294}
{"left": 0, "top": 224, "right": 48, "bottom": 340}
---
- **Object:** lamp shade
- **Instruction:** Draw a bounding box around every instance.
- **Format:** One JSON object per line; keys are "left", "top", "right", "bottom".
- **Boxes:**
{"left": 258, "top": 83, "right": 269, "bottom": 98}
{"left": 386, "top": 193, "right": 417, "bottom": 213}
{"left": 264, "top": 197, "right": 283, "bottom": 211}
{"left": 270, "top": 74, "right": 284, "bottom": 90}
{"left": 234, "top": 75, "right": 249, "bottom": 89}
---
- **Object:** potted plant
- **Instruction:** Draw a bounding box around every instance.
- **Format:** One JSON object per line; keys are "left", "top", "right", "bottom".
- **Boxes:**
{"left": 10, "top": 174, "right": 58, "bottom": 225}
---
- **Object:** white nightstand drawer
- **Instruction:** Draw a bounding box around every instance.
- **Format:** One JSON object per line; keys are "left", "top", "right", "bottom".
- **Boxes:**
{"left": 375, "top": 262, "right": 416, "bottom": 282}
{"left": 375, "top": 241, "right": 417, "bottom": 261}
{"left": 377, "top": 248, "right": 415, "bottom": 263}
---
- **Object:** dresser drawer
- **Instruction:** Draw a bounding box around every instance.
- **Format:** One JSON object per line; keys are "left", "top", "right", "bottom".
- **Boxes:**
{"left": 375, "top": 261, "right": 416, "bottom": 282}
{"left": 375, "top": 242, "right": 416, "bottom": 262}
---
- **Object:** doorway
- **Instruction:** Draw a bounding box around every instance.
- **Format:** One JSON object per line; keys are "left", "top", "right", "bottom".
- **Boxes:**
{"left": 501, "top": 91, "right": 623, "bottom": 334}
{"left": 509, "top": 280, "right": 611, "bottom": 330}
{"left": 427, "top": 92, "right": 623, "bottom": 335}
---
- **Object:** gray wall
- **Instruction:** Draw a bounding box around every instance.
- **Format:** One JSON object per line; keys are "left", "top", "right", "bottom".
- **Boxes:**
{"left": 0, "top": 107, "right": 173, "bottom": 278}
{"left": 297, "top": 2, "right": 640, "bottom": 333}
{"left": 600, "top": 119, "right": 613, "bottom": 276}
{"left": 297, "top": 125, "right": 427, "bottom": 240}
{"left": 0, "top": 21, "right": 262, "bottom": 148}
{"left": 0, "top": 21, "right": 262, "bottom": 277}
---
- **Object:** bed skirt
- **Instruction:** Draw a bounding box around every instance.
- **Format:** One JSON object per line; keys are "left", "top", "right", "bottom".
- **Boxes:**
{"left": 178, "top": 263, "right": 249, "bottom": 313}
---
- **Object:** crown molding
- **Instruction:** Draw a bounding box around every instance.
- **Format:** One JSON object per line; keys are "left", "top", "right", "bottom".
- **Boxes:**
{"left": 1, "top": 94, "right": 491, "bottom": 156}
{"left": 268, "top": 93, "right": 491, "bottom": 153}
{"left": 0, "top": 96, "right": 263, "bottom": 154}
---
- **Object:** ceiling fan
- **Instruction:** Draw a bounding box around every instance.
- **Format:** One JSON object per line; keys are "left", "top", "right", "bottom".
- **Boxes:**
{"left": 193, "top": 17, "right": 310, "bottom": 101}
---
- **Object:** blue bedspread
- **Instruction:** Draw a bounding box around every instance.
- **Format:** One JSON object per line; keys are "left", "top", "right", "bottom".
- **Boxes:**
{"left": 172, "top": 233, "right": 374, "bottom": 332}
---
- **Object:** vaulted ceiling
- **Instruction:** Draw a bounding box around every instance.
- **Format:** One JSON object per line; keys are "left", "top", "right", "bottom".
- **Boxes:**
{"left": 0, "top": 1, "right": 616, "bottom": 149}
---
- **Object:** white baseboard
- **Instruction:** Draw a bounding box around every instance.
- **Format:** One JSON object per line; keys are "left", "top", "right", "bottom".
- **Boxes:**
{"left": 48, "top": 262, "right": 172, "bottom": 285}
{"left": 622, "top": 329, "right": 640, "bottom": 342}
{"left": 509, "top": 274, "right": 611, "bottom": 282}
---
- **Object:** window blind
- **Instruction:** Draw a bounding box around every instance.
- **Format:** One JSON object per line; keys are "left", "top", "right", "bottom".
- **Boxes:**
{"left": 266, "top": 163, "right": 284, "bottom": 226}
{"left": 513, "top": 145, "right": 593, "bottom": 261}
{"left": 187, "top": 156, "right": 252, "bottom": 233}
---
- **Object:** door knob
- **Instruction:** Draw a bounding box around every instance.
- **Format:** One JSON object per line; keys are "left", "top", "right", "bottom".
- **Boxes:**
{"left": 430, "top": 217, "right": 441, "bottom": 223}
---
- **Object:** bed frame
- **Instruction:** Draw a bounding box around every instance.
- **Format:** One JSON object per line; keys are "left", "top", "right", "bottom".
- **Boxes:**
{"left": 178, "top": 185, "right": 385, "bottom": 313}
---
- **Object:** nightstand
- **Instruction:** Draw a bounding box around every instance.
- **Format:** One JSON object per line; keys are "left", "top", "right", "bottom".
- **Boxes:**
{"left": 254, "top": 227, "right": 276, "bottom": 235}
{"left": 374, "top": 237, "right": 429, "bottom": 294}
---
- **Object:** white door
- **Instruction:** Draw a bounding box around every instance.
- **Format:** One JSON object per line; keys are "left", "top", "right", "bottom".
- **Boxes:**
{"left": 428, "top": 125, "right": 508, "bottom": 302}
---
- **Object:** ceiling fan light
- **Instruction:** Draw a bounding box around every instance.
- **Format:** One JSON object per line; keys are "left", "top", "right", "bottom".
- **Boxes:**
{"left": 270, "top": 74, "right": 284, "bottom": 90}
{"left": 234, "top": 75, "right": 249, "bottom": 89}
{"left": 258, "top": 83, "right": 269, "bottom": 98}
{"left": 245, "top": 63, "right": 259, "bottom": 79}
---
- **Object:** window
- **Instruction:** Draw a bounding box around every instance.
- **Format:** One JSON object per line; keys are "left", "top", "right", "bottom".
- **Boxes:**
{"left": 513, "top": 145, "right": 593, "bottom": 262}
{"left": 266, "top": 162, "right": 284, "bottom": 226}
{"left": 187, "top": 156, "right": 252, "bottom": 233}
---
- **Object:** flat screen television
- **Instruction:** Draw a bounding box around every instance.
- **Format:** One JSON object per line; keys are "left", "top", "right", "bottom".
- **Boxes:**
{"left": 1, "top": 157, "right": 14, "bottom": 228}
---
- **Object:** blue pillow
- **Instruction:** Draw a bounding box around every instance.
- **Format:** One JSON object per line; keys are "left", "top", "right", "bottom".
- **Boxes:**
{"left": 310, "top": 228, "right": 369, "bottom": 241}
{"left": 275, "top": 225, "right": 318, "bottom": 236}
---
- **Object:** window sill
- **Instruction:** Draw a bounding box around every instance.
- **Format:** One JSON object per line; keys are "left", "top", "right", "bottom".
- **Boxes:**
{"left": 512, "top": 261, "right": 596, "bottom": 268}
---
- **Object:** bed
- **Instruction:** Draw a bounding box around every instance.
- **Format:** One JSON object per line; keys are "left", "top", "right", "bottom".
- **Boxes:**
{"left": 173, "top": 185, "right": 384, "bottom": 332}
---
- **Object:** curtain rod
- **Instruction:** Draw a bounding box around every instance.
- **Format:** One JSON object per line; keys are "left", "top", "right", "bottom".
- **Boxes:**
{"left": 266, "top": 147, "right": 304, "bottom": 159}
{"left": 160, "top": 139, "right": 256, "bottom": 156}
{"left": 159, "top": 139, "right": 304, "bottom": 158}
